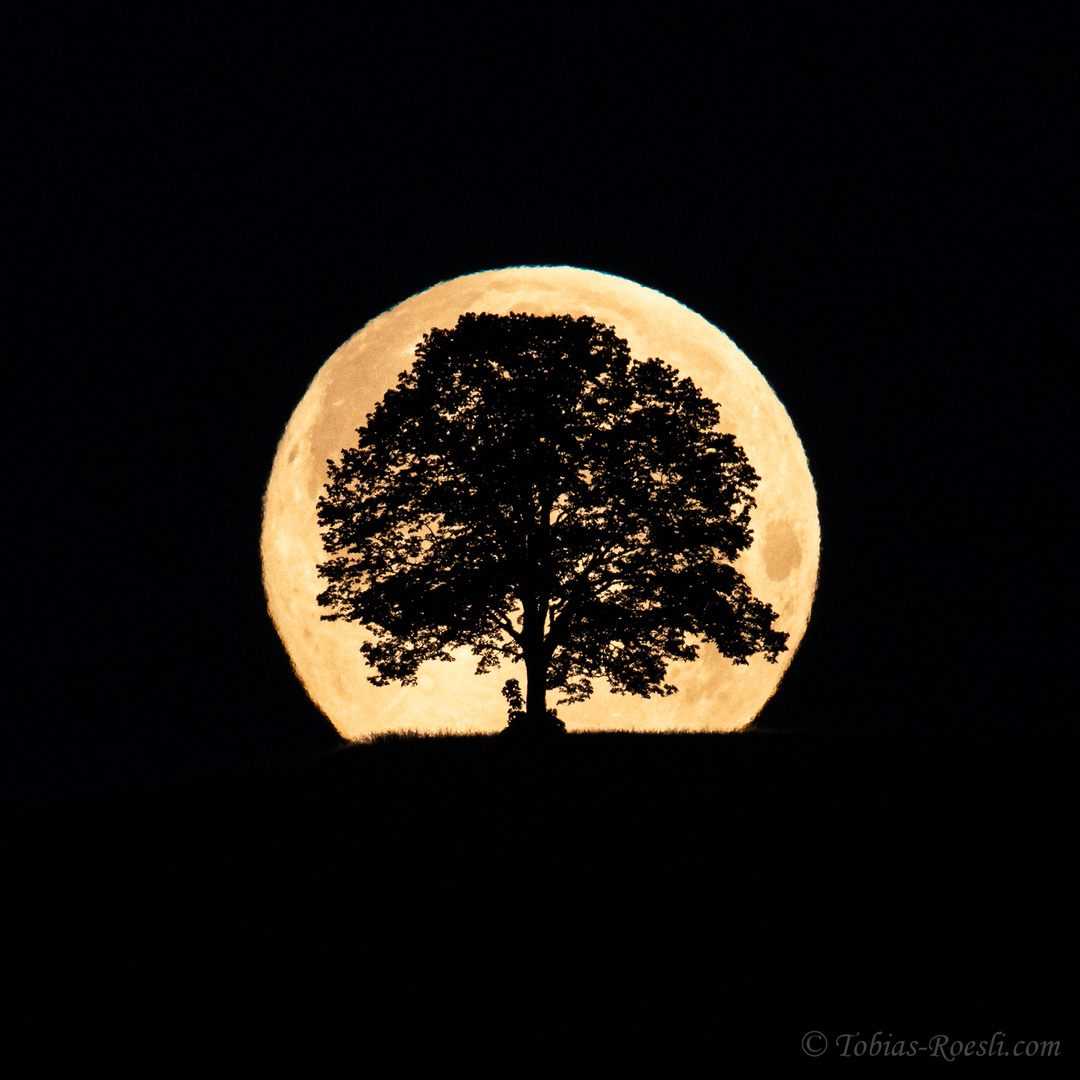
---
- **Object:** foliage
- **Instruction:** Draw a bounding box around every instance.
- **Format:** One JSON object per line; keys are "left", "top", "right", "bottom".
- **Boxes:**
{"left": 317, "top": 312, "right": 787, "bottom": 730}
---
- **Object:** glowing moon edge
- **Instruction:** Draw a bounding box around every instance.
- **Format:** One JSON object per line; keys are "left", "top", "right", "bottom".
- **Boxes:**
{"left": 261, "top": 266, "right": 819, "bottom": 738}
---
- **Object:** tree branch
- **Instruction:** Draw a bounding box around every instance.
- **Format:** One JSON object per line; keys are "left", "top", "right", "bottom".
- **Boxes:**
{"left": 495, "top": 612, "right": 523, "bottom": 646}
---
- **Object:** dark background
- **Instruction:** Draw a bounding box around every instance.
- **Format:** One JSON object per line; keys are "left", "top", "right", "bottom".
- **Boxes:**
{"left": 9, "top": 5, "right": 1073, "bottom": 798}
{"left": 5, "top": 5, "right": 1076, "bottom": 1071}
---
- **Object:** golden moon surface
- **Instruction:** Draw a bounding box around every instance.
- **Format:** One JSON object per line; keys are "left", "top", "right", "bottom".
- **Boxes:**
{"left": 261, "top": 267, "right": 819, "bottom": 737}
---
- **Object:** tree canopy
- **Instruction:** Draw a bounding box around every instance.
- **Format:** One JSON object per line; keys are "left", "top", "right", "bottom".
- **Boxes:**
{"left": 316, "top": 312, "right": 787, "bottom": 734}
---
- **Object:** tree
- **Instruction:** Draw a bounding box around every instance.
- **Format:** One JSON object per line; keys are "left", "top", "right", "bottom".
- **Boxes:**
{"left": 316, "top": 312, "right": 788, "bottom": 736}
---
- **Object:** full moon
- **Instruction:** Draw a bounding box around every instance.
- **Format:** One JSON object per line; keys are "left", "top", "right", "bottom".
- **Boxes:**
{"left": 261, "top": 267, "right": 819, "bottom": 737}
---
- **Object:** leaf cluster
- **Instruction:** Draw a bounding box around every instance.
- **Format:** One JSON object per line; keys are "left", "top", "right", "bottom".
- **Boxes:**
{"left": 317, "top": 312, "right": 787, "bottom": 704}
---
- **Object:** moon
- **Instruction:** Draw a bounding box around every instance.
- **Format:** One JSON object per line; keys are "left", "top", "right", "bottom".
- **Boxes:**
{"left": 261, "top": 267, "right": 819, "bottom": 736}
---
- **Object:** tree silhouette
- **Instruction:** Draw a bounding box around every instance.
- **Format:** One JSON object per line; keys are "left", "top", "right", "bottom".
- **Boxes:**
{"left": 317, "top": 312, "right": 787, "bottom": 736}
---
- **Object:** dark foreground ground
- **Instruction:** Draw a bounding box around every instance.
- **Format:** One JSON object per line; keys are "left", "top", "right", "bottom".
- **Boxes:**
{"left": 5, "top": 731, "right": 1076, "bottom": 1074}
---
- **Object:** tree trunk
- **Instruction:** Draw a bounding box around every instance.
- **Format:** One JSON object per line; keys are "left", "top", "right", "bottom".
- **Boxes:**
{"left": 510, "top": 516, "right": 565, "bottom": 736}
{"left": 525, "top": 652, "right": 548, "bottom": 725}
{"left": 505, "top": 643, "right": 564, "bottom": 737}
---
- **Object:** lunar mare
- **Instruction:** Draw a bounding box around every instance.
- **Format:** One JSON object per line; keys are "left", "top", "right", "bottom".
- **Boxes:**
{"left": 261, "top": 267, "right": 819, "bottom": 736}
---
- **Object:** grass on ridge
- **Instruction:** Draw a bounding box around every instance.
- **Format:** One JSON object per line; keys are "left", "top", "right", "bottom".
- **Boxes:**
{"left": 354, "top": 726, "right": 751, "bottom": 744}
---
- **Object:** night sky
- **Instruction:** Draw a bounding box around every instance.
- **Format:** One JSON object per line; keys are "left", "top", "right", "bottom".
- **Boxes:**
{"left": 8, "top": 6, "right": 1074, "bottom": 800}
{"left": 6, "top": 9, "right": 1078, "bottom": 1073}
